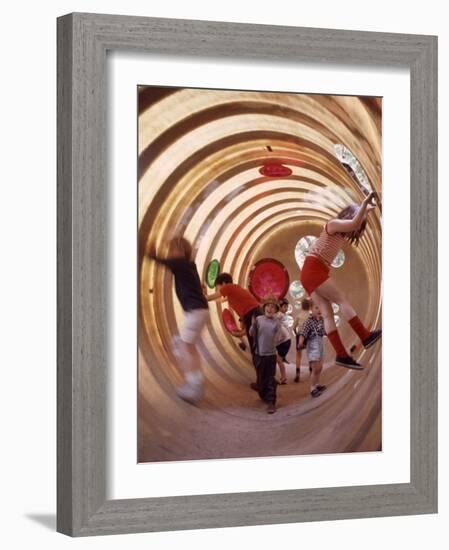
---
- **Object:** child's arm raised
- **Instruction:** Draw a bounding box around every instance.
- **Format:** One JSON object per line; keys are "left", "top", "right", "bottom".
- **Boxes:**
{"left": 327, "top": 192, "right": 378, "bottom": 234}
{"left": 147, "top": 245, "right": 174, "bottom": 265}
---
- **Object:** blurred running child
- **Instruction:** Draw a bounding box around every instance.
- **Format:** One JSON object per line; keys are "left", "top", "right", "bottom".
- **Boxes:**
{"left": 148, "top": 237, "right": 209, "bottom": 403}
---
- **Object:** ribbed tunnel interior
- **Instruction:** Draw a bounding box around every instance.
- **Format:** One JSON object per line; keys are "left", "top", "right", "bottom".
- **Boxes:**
{"left": 138, "top": 87, "right": 382, "bottom": 462}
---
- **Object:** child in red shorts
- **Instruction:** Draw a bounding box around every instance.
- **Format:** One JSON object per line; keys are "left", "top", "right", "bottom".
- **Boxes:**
{"left": 300, "top": 191, "right": 381, "bottom": 369}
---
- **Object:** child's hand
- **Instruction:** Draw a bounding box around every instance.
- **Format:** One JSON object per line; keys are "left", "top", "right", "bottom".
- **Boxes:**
{"left": 364, "top": 191, "right": 378, "bottom": 207}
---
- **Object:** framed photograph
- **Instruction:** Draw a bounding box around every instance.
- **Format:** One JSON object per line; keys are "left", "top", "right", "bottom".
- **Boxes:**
{"left": 57, "top": 13, "right": 437, "bottom": 536}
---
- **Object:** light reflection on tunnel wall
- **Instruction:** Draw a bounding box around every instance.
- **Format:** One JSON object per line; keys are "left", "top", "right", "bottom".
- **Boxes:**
{"left": 138, "top": 87, "right": 382, "bottom": 462}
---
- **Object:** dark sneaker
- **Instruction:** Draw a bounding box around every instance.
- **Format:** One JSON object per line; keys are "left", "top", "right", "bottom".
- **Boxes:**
{"left": 310, "top": 387, "right": 322, "bottom": 398}
{"left": 294, "top": 375, "right": 300, "bottom": 383}
{"left": 363, "top": 329, "right": 382, "bottom": 349}
{"left": 316, "top": 385, "right": 327, "bottom": 392}
{"left": 335, "top": 356, "right": 364, "bottom": 370}
{"left": 267, "top": 403, "right": 277, "bottom": 414}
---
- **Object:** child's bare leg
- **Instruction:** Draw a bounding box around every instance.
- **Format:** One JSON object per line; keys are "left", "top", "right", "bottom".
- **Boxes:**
{"left": 310, "top": 360, "right": 324, "bottom": 397}
{"left": 294, "top": 349, "right": 302, "bottom": 382}
{"left": 310, "top": 360, "right": 323, "bottom": 388}
{"left": 314, "top": 279, "right": 376, "bottom": 345}
{"left": 312, "top": 290, "right": 352, "bottom": 359}
{"left": 175, "top": 341, "right": 204, "bottom": 402}
{"left": 277, "top": 354, "right": 287, "bottom": 383}
{"left": 310, "top": 291, "right": 335, "bottom": 333}
{"left": 176, "top": 340, "right": 197, "bottom": 374}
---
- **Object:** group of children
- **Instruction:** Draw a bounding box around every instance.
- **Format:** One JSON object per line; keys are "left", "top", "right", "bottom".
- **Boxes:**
{"left": 147, "top": 192, "right": 382, "bottom": 413}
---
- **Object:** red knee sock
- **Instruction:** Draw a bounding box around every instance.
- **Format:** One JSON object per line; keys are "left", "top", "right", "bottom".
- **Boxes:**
{"left": 327, "top": 330, "right": 349, "bottom": 357}
{"left": 348, "top": 316, "right": 370, "bottom": 342}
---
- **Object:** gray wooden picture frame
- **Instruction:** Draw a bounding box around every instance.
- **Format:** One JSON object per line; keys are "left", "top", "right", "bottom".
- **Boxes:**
{"left": 57, "top": 12, "right": 438, "bottom": 537}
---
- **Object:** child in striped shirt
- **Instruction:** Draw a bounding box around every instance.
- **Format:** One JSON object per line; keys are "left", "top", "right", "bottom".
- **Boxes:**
{"left": 297, "top": 303, "right": 327, "bottom": 398}
{"left": 300, "top": 191, "right": 381, "bottom": 370}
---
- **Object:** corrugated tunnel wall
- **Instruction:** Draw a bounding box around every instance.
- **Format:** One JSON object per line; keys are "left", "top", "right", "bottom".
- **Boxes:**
{"left": 138, "top": 88, "right": 382, "bottom": 462}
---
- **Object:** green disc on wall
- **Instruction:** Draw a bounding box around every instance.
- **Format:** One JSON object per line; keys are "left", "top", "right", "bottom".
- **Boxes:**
{"left": 206, "top": 259, "right": 220, "bottom": 289}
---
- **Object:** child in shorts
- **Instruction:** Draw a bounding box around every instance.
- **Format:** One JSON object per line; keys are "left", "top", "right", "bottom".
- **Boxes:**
{"left": 148, "top": 237, "right": 209, "bottom": 403}
{"left": 275, "top": 298, "right": 292, "bottom": 384}
{"left": 297, "top": 303, "right": 327, "bottom": 398}
{"left": 299, "top": 192, "right": 381, "bottom": 369}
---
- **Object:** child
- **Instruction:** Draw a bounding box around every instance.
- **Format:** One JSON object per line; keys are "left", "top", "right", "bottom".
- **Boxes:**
{"left": 275, "top": 298, "right": 292, "bottom": 384}
{"left": 148, "top": 237, "right": 209, "bottom": 403}
{"left": 293, "top": 297, "right": 312, "bottom": 383}
{"left": 249, "top": 297, "right": 284, "bottom": 414}
{"left": 298, "top": 303, "right": 327, "bottom": 398}
{"left": 300, "top": 191, "right": 381, "bottom": 369}
{"left": 207, "top": 273, "right": 263, "bottom": 368}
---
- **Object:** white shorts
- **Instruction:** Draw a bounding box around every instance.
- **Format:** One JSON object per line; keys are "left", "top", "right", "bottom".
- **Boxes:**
{"left": 179, "top": 308, "right": 209, "bottom": 344}
{"left": 307, "top": 337, "right": 324, "bottom": 362}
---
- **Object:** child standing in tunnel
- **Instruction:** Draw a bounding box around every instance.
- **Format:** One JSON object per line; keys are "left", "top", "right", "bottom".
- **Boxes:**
{"left": 148, "top": 237, "right": 209, "bottom": 403}
{"left": 293, "top": 297, "right": 312, "bottom": 383}
{"left": 297, "top": 302, "right": 327, "bottom": 398}
{"left": 300, "top": 191, "right": 381, "bottom": 369}
{"left": 275, "top": 298, "right": 292, "bottom": 384}
{"left": 249, "top": 297, "right": 284, "bottom": 414}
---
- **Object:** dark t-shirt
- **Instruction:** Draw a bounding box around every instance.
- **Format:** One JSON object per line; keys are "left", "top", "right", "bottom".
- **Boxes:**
{"left": 152, "top": 256, "right": 208, "bottom": 312}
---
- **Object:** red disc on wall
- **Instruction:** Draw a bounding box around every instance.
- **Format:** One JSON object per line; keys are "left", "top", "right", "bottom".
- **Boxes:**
{"left": 222, "top": 308, "right": 238, "bottom": 333}
{"left": 259, "top": 163, "right": 292, "bottom": 177}
{"left": 248, "top": 258, "right": 290, "bottom": 301}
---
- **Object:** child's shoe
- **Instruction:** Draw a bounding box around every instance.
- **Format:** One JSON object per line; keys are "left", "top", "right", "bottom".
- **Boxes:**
{"left": 335, "top": 356, "right": 363, "bottom": 370}
{"left": 176, "top": 370, "right": 204, "bottom": 403}
{"left": 362, "top": 329, "right": 382, "bottom": 349}
{"left": 267, "top": 403, "right": 277, "bottom": 414}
